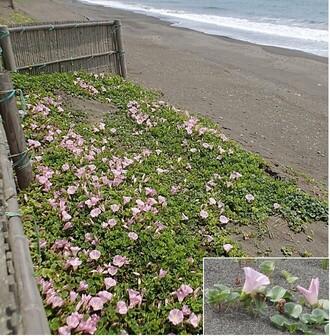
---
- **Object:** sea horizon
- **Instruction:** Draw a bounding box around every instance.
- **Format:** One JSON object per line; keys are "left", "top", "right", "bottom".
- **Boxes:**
{"left": 77, "top": 0, "right": 328, "bottom": 58}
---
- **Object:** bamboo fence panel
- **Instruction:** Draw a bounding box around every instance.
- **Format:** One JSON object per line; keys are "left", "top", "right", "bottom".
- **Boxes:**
{"left": 6, "top": 21, "right": 126, "bottom": 76}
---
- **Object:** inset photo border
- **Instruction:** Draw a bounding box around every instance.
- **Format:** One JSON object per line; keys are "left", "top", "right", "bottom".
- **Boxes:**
{"left": 203, "top": 257, "right": 329, "bottom": 335}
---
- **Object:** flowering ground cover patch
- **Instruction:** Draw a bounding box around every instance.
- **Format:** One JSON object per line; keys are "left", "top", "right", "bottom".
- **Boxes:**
{"left": 12, "top": 72, "right": 327, "bottom": 335}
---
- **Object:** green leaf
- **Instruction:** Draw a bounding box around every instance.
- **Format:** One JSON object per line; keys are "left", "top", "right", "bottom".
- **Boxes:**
{"left": 270, "top": 314, "right": 289, "bottom": 327}
{"left": 287, "top": 276, "right": 299, "bottom": 284}
{"left": 311, "top": 308, "right": 328, "bottom": 322}
{"left": 226, "top": 292, "right": 240, "bottom": 302}
{"left": 299, "top": 313, "right": 315, "bottom": 324}
{"left": 259, "top": 260, "right": 275, "bottom": 275}
{"left": 324, "top": 323, "right": 329, "bottom": 335}
{"left": 284, "top": 302, "right": 303, "bottom": 318}
{"left": 266, "top": 286, "right": 288, "bottom": 302}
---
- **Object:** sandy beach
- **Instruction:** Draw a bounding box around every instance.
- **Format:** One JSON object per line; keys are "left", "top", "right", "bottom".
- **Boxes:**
{"left": 3, "top": 0, "right": 329, "bottom": 187}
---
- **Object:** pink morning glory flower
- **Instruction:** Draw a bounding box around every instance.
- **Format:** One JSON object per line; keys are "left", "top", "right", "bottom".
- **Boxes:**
{"left": 242, "top": 267, "right": 270, "bottom": 294}
{"left": 89, "top": 297, "right": 104, "bottom": 311}
{"left": 89, "top": 250, "right": 101, "bottom": 261}
{"left": 182, "top": 305, "right": 191, "bottom": 316}
{"left": 158, "top": 268, "right": 168, "bottom": 279}
{"left": 97, "top": 291, "right": 113, "bottom": 303}
{"left": 219, "top": 215, "right": 229, "bottom": 224}
{"left": 128, "top": 232, "right": 138, "bottom": 240}
{"left": 66, "top": 312, "right": 83, "bottom": 329}
{"left": 113, "top": 255, "right": 129, "bottom": 267}
{"left": 116, "top": 301, "right": 128, "bottom": 315}
{"left": 200, "top": 210, "right": 208, "bottom": 219}
{"left": 67, "top": 185, "right": 78, "bottom": 195}
{"left": 128, "top": 289, "right": 143, "bottom": 308}
{"left": 245, "top": 194, "right": 255, "bottom": 202}
{"left": 110, "top": 204, "right": 120, "bottom": 212}
{"left": 123, "top": 196, "right": 131, "bottom": 204}
{"left": 273, "top": 203, "right": 281, "bottom": 209}
{"left": 297, "top": 277, "right": 319, "bottom": 305}
{"left": 90, "top": 208, "right": 101, "bottom": 218}
{"left": 175, "top": 285, "right": 193, "bottom": 302}
{"left": 181, "top": 213, "right": 189, "bottom": 221}
{"left": 168, "top": 309, "right": 184, "bottom": 325}
{"left": 223, "top": 244, "right": 233, "bottom": 253}
{"left": 188, "top": 313, "right": 201, "bottom": 328}
{"left": 66, "top": 257, "right": 82, "bottom": 270}
{"left": 58, "top": 326, "right": 71, "bottom": 335}
{"left": 104, "top": 277, "right": 117, "bottom": 289}
{"left": 77, "top": 280, "right": 88, "bottom": 292}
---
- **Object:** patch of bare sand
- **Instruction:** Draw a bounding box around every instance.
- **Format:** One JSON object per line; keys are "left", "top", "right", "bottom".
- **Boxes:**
{"left": 228, "top": 217, "right": 328, "bottom": 257}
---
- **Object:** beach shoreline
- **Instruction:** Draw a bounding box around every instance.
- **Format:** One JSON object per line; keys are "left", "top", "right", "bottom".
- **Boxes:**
{"left": 3, "top": 0, "right": 329, "bottom": 186}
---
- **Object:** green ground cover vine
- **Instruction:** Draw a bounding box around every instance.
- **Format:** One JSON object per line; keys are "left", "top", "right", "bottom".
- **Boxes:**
{"left": 12, "top": 72, "right": 327, "bottom": 335}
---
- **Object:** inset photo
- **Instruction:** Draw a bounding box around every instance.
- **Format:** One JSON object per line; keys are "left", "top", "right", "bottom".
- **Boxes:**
{"left": 204, "top": 258, "right": 329, "bottom": 335}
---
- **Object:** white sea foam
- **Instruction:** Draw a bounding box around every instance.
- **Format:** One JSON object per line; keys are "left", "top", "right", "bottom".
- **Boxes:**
{"left": 78, "top": 0, "right": 328, "bottom": 56}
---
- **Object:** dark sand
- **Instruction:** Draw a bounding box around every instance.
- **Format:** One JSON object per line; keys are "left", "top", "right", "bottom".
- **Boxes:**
{"left": 7, "top": 0, "right": 328, "bottom": 188}
{"left": 204, "top": 258, "right": 329, "bottom": 335}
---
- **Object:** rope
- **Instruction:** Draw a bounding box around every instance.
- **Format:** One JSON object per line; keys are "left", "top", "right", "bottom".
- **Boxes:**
{"left": 0, "top": 30, "right": 9, "bottom": 39}
{"left": 5, "top": 211, "right": 21, "bottom": 218}
{"left": 9, "top": 148, "right": 30, "bottom": 170}
{"left": 0, "top": 89, "right": 27, "bottom": 116}
{"left": 0, "top": 89, "right": 15, "bottom": 104}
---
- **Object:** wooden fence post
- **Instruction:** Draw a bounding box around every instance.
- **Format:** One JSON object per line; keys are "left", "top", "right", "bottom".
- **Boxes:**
{"left": 0, "top": 71, "right": 32, "bottom": 190}
{"left": 0, "top": 25, "right": 17, "bottom": 72}
{"left": 114, "top": 20, "right": 127, "bottom": 79}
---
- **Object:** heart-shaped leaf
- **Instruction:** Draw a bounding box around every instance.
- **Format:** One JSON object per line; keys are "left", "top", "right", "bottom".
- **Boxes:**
{"left": 266, "top": 286, "right": 287, "bottom": 302}
{"left": 284, "top": 302, "right": 302, "bottom": 318}
{"left": 270, "top": 314, "right": 289, "bottom": 327}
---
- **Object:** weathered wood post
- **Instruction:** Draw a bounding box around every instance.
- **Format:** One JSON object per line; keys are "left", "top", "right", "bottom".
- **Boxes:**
{"left": 0, "top": 25, "right": 16, "bottom": 71}
{"left": 0, "top": 71, "right": 32, "bottom": 189}
{"left": 114, "top": 19, "right": 127, "bottom": 79}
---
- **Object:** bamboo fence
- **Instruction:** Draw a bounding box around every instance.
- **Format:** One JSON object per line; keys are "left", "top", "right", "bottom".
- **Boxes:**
{"left": 1, "top": 20, "right": 127, "bottom": 77}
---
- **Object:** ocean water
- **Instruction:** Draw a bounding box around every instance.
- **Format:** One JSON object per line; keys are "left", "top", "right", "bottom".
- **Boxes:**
{"left": 78, "top": 0, "right": 328, "bottom": 57}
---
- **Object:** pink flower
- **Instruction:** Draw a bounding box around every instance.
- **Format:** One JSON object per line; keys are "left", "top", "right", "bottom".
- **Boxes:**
{"left": 62, "top": 163, "right": 70, "bottom": 171}
{"left": 47, "top": 295, "right": 64, "bottom": 308}
{"left": 223, "top": 244, "right": 233, "bottom": 253}
{"left": 66, "top": 312, "right": 83, "bottom": 329}
{"left": 131, "top": 207, "right": 141, "bottom": 216}
{"left": 69, "top": 291, "right": 78, "bottom": 302}
{"left": 70, "top": 246, "right": 81, "bottom": 257}
{"left": 219, "top": 215, "right": 229, "bottom": 224}
{"left": 67, "top": 185, "right": 78, "bottom": 195}
{"left": 123, "top": 196, "right": 131, "bottom": 204}
{"left": 273, "top": 203, "right": 281, "bottom": 209}
{"left": 97, "top": 290, "right": 113, "bottom": 303}
{"left": 66, "top": 257, "right": 82, "bottom": 270}
{"left": 209, "top": 198, "right": 217, "bottom": 205}
{"left": 188, "top": 313, "right": 201, "bottom": 328}
{"left": 128, "top": 232, "right": 138, "bottom": 240}
{"left": 168, "top": 309, "right": 184, "bottom": 325}
{"left": 128, "top": 289, "right": 143, "bottom": 308}
{"left": 77, "top": 280, "right": 88, "bottom": 292}
{"left": 116, "top": 301, "right": 128, "bottom": 315}
{"left": 89, "top": 250, "right": 101, "bottom": 261}
{"left": 90, "top": 208, "right": 101, "bottom": 218}
{"left": 89, "top": 297, "right": 104, "bottom": 311}
{"left": 104, "top": 277, "right": 117, "bottom": 289}
{"left": 58, "top": 326, "right": 71, "bottom": 335}
{"left": 245, "top": 194, "right": 255, "bottom": 202}
{"left": 158, "top": 268, "right": 168, "bottom": 279}
{"left": 76, "top": 314, "right": 99, "bottom": 334}
{"left": 175, "top": 285, "right": 193, "bottom": 302}
{"left": 242, "top": 267, "right": 270, "bottom": 294}
{"left": 182, "top": 305, "right": 191, "bottom": 316}
{"left": 297, "top": 278, "right": 319, "bottom": 305}
{"left": 110, "top": 204, "right": 120, "bottom": 212}
{"left": 62, "top": 211, "right": 72, "bottom": 221}
{"left": 113, "top": 255, "right": 129, "bottom": 267}
{"left": 229, "top": 171, "right": 242, "bottom": 179}
{"left": 200, "top": 210, "right": 208, "bottom": 219}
